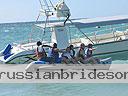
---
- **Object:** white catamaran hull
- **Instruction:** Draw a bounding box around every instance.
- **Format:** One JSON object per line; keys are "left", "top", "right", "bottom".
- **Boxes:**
{"left": 93, "top": 39, "right": 128, "bottom": 56}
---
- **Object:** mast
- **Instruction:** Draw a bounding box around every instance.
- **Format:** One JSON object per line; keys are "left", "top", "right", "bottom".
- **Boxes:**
{"left": 37, "top": 0, "right": 94, "bottom": 44}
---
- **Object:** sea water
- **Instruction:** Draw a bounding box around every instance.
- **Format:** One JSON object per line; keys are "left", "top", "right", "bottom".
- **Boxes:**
{"left": 0, "top": 22, "right": 128, "bottom": 96}
{"left": 0, "top": 84, "right": 128, "bottom": 96}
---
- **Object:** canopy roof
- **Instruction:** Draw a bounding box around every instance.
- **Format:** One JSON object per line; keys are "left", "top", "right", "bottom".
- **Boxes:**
{"left": 36, "top": 15, "right": 128, "bottom": 28}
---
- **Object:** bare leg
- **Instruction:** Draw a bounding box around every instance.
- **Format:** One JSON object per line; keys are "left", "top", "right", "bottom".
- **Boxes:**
{"left": 62, "top": 57, "right": 69, "bottom": 64}
{"left": 70, "top": 58, "right": 78, "bottom": 64}
{"left": 84, "top": 57, "right": 97, "bottom": 64}
{"left": 76, "top": 57, "right": 86, "bottom": 64}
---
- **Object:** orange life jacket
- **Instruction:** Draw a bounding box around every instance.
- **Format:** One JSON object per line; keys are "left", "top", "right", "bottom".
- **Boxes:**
{"left": 35, "top": 46, "right": 47, "bottom": 59}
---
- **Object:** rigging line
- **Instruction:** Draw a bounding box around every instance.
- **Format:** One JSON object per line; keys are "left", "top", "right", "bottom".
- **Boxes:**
{"left": 36, "top": 13, "right": 45, "bottom": 42}
{"left": 36, "top": 13, "right": 40, "bottom": 22}
{"left": 61, "top": 11, "right": 94, "bottom": 44}
{"left": 44, "top": 16, "right": 49, "bottom": 34}
{"left": 29, "top": 11, "right": 41, "bottom": 43}
{"left": 51, "top": 0, "right": 94, "bottom": 44}
{"left": 38, "top": 0, "right": 49, "bottom": 41}
{"left": 49, "top": 0, "right": 94, "bottom": 44}
{"left": 38, "top": 0, "right": 44, "bottom": 10}
{"left": 42, "top": 16, "right": 49, "bottom": 41}
{"left": 48, "top": 0, "right": 55, "bottom": 9}
{"left": 59, "top": 0, "right": 64, "bottom": 3}
{"left": 69, "top": 26, "right": 72, "bottom": 44}
{"left": 68, "top": 19, "right": 94, "bottom": 44}
{"left": 43, "top": 0, "right": 50, "bottom": 11}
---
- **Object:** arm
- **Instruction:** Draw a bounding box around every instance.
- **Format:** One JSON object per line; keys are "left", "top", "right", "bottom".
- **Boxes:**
{"left": 89, "top": 48, "right": 96, "bottom": 51}
{"left": 42, "top": 45, "right": 52, "bottom": 48}
{"left": 53, "top": 48, "right": 65, "bottom": 53}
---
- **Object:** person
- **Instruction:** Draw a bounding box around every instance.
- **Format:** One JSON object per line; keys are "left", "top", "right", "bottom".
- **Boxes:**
{"left": 69, "top": 45, "right": 75, "bottom": 58}
{"left": 35, "top": 41, "right": 54, "bottom": 64}
{"left": 49, "top": 43, "right": 61, "bottom": 63}
{"left": 85, "top": 44, "right": 94, "bottom": 58}
{"left": 62, "top": 47, "right": 78, "bottom": 64}
{"left": 76, "top": 43, "right": 86, "bottom": 63}
{"left": 35, "top": 41, "right": 46, "bottom": 60}
{"left": 77, "top": 43, "right": 98, "bottom": 64}
{"left": 85, "top": 44, "right": 100, "bottom": 64}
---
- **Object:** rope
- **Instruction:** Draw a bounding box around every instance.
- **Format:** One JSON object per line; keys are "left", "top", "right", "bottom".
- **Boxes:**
{"left": 38, "top": 0, "right": 128, "bottom": 45}
{"left": 48, "top": 0, "right": 55, "bottom": 9}
{"left": 38, "top": 0, "right": 44, "bottom": 10}
{"left": 64, "top": 15, "right": 94, "bottom": 44}
{"left": 43, "top": 16, "right": 49, "bottom": 35}
{"left": 36, "top": 13, "right": 40, "bottom": 22}
{"left": 28, "top": 12, "right": 41, "bottom": 44}
{"left": 38, "top": 0, "right": 51, "bottom": 41}
{"left": 48, "top": 0, "right": 95, "bottom": 44}
{"left": 69, "top": 26, "right": 72, "bottom": 44}
{"left": 43, "top": 0, "right": 50, "bottom": 11}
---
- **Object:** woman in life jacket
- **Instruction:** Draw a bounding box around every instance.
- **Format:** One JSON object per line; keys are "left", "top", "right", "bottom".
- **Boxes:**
{"left": 84, "top": 44, "right": 99, "bottom": 64}
{"left": 76, "top": 43, "right": 98, "bottom": 64}
{"left": 62, "top": 47, "right": 78, "bottom": 64}
{"left": 50, "top": 43, "right": 61, "bottom": 63}
{"left": 69, "top": 45, "right": 75, "bottom": 58}
{"left": 35, "top": 41, "right": 54, "bottom": 64}
{"left": 86, "top": 44, "right": 93, "bottom": 58}
{"left": 76, "top": 43, "right": 86, "bottom": 63}
{"left": 36, "top": 41, "right": 46, "bottom": 60}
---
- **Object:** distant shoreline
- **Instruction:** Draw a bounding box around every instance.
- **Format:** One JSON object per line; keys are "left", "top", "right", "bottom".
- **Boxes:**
{"left": 0, "top": 18, "right": 87, "bottom": 25}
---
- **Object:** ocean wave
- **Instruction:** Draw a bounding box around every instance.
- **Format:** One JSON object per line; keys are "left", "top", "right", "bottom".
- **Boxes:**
{"left": 4, "top": 29, "right": 9, "bottom": 33}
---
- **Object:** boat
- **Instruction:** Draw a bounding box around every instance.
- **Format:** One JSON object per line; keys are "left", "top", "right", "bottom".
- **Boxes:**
{"left": 25, "top": 57, "right": 112, "bottom": 71}
{"left": 0, "top": 0, "right": 127, "bottom": 64}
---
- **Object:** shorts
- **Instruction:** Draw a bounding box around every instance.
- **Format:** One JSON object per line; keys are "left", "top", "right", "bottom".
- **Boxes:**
{"left": 39, "top": 57, "right": 54, "bottom": 63}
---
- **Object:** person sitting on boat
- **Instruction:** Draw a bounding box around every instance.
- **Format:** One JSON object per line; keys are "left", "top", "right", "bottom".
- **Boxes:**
{"left": 62, "top": 47, "right": 78, "bottom": 64}
{"left": 48, "top": 43, "right": 62, "bottom": 63}
{"left": 76, "top": 43, "right": 86, "bottom": 63}
{"left": 35, "top": 41, "right": 54, "bottom": 64}
{"left": 84, "top": 44, "right": 99, "bottom": 64}
{"left": 76, "top": 43, "right": 98, "bottom": 64}
{"left": 69, "top": 45, "right": 75, "bottom": 58}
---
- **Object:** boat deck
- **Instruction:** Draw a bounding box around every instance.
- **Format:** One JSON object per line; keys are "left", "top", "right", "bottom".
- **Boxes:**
{"left": 71, "top": 30, "right": 128, "bottom": 47}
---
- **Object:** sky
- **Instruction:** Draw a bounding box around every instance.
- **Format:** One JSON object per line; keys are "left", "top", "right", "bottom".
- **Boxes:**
{"left": 0, "top": 0, "right": 128, "bottom": 23}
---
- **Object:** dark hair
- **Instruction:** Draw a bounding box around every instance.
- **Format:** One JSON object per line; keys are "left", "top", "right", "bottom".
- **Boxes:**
{"left": 88, "top": 44, "right": 93, "bottom": 48}
{"left": 66, "top": 47, "right": 70, "bottom": 50}
{"left": 80, "top": 43, "right": 85, "bottom": 47}
{"left": 37, "top": 41, "right": 42, "bottom": 46}
{"left": 53, "top": 43, "right": 57, "bottom": 48}
{"left": 69, "top": 45, "right": 74, "bottom": 49}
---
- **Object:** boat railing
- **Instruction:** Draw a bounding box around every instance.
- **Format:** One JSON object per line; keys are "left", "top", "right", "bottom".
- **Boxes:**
{"left": 12, "top": 23, "right": 128, "bottom": 50}
{"left": 66, "top": 24, "right": 128, "bottom": 45}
